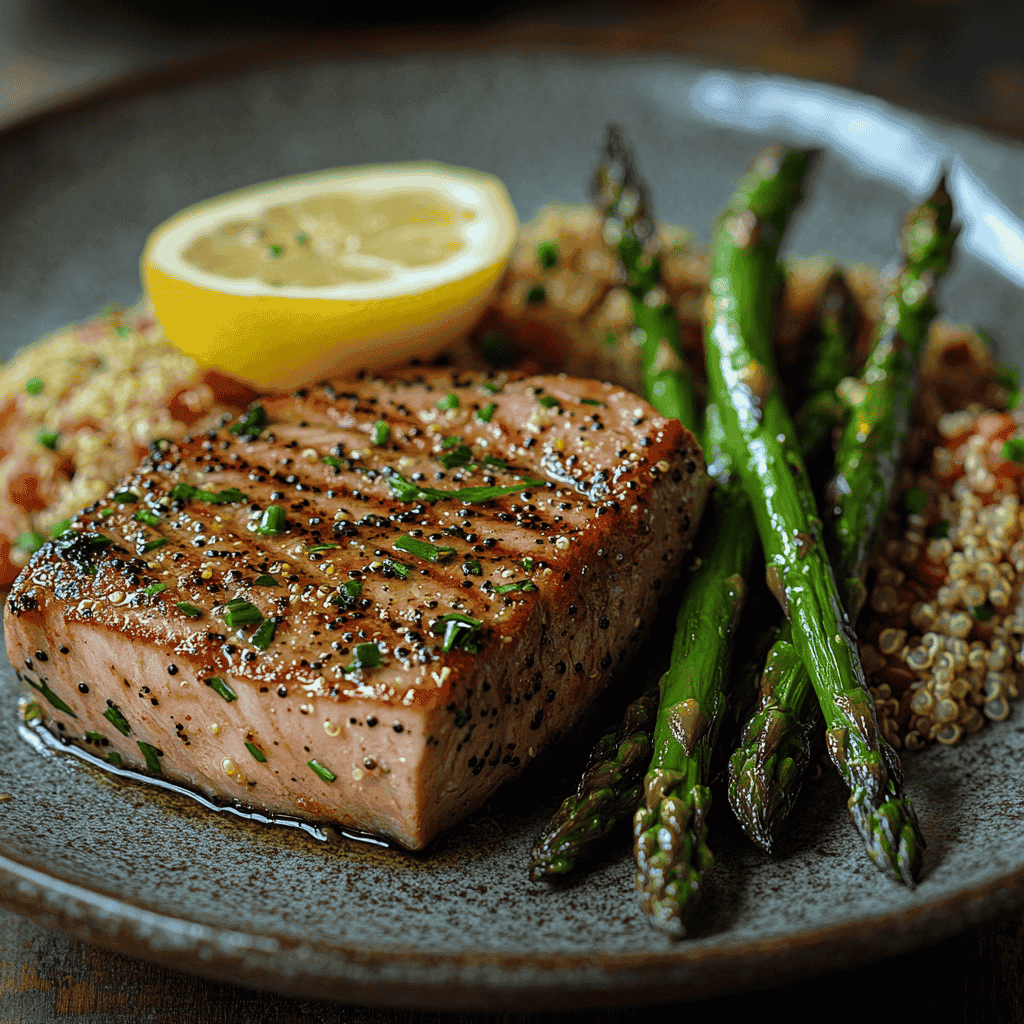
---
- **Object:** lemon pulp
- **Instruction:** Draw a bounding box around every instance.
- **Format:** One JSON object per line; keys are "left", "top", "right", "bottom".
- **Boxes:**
{"left": 142, "top": 163, "right": 518, "bottom": 390}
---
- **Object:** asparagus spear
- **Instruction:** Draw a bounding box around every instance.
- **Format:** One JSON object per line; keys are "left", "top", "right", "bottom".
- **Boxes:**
{"left": 704, "top": 145, "right": 923, "bottom": 885}
{"left": 529, "top": 672, "right": 660, "bottom": 880}
{"left": 729, "top": 183, "right": 957, "bottom": 858}
{"left": 826, "top": 179, "right": 958, "bottom": 621}
{"left": 529, "top": 127, "right": 706, "bottom": 881}
{"left": 728, "top": 272, "right": 859, "bottom": 853}
{"left": 593, "top": 127, "right": 770, "bottom": 932}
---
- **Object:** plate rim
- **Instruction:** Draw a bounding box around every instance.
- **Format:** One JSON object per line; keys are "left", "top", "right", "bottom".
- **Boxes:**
{"left": 4, "top": 35, "right": 1024, "bottom": 1011}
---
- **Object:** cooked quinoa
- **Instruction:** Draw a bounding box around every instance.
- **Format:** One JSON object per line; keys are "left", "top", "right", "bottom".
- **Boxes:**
{"left": 3, "top": 205, "right": 1020, "bottom": 751}
{"left": 0, "top": 304, "right": 250, "bottom": 584}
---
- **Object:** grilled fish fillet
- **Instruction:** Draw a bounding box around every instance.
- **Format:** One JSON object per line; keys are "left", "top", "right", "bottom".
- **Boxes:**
{"left": 6, "top": 368, "right": 708, "bottom": 849}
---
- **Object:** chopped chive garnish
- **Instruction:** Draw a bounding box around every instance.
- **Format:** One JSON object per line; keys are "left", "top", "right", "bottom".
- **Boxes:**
{"left": 322, "top": 455, "right": 344, "bottom": 469}
{"left": 537, "top": 394, "right": 559, "bottom": 409}
{"left": 394, "top": 535, "right": 457, "bottom": 563}
{"left": 176, "top": 601, "right": 202, "bottom": 619}
{"left": 521, "top": 557, "right": 534, "bottom": 571}
{"left": 330, "top": 580, "right": 362, "bottom": 608}
{"left": 253, "top": 573, "right": 280, "bottom": 586}
{"left": 526, "top": 285, "right": 546, "bottom": 304}
{"left": 442, "top": 436, "right": 462, "bottom": 449}
{"left": 973, "top": 604, "right": 994, "bottom": 622}
{"left": 251, "top": 618, "right": 276, "bottom": 651}
{"left": 351, "top": 642, "right": 382, "bottom": 669}
{"left": 581, "top": 398, "right": 605, "bottom": 407}
{"left": 481, "top": 381, "right": 503, "bottom": 394}
{"left": 385, "top": 470, "right": 546, "bottom": 505}
{"left": 85, "top": 732, "right": 105, "bottom": 742}
{"left": 256, "top": 505, "right": 286, "bottom": 535}
{"left": 481, "top": 331, "right": 513, "bottom": 368}
{"left": 103, "top": 705, "right": 131, "bottom": 735}
{"left": 1001, "top": 437, "right": 1024, "bottom": 462}
{"left": 50, "top": 520, "right": 72, "bottom": 538}
{"left": 25, "top": 376, "right": 43, "bottom": 395}
{"left": 228, "top": 405, "right": 267, "bottom": 439}
{"left": 494, "top": 580, "right": 538, "bottom": 595}
{"left": 206, "top": 676, "right": 237, "bottom": 702}
{"left": 107, "top": 751, "right": 123, "bottom": 766}
{"left": 381, "top": 558, "right": 411, "bottom": 579}
{"left": 372, "top": 420, "right": 390, "bottom": 445}
{"left": 222, "top": 601, "right": 262, "bottom": 629}
{"left": 37, "top": 429, "right": 59, "bottom": 450}
{"left": 308, "top": 759, "right": 336, "bottom": 783}
{"left": 115, "top": 324, "right": 132, "bottom": 338}
{"left": 481, "top": 455, "right": 506, "bottom": 469}
{"left": 143, "top": 583, "right": 168, "bottom": 596}
{"left": 431, "top": 612, "right": 483, "bottom": 653}
{"left": 268, "top": 243, "right": 284, "bottom": 257}
{"left": 462, "top": 558, "right": 482, "bottom": 576}
{"left": 14, "top": 531, "right": 47, "bottom": 553}
{"left": 133, "top": 508, "right": 162, "bottom": 527}
{"left": 536, "top": 240, "right": 558, "bottom": 269}
{"left": 113, "top": 491, "right": 138, "bottom": 503}
{"left": 169, "top": 483, "right": 247, "bottom": 504}
{"left": 437, "top": 392, "right": 460, "bottom": 411}
{"left": 143, "top": 537, "right": 169, "bottom": 552}
{"left": 246, "top": 741, "right": 267, "bottom": 763}
{"left": 438, "top": 444, "right": 473, "bottom": 470}
{"left": 306, "top": 543, "right": 338, "bottom": 553}
{"left": 904, "top": 487, "right": 928, "bottom": 514}
{"left": 137, "top": 741, "right": 163, "bottom": 774}
{"left": 477, "top": 402, "right": 497, "bottom": 423}
{"left": 295, "top": 230, "right": 309, "bottom": 246}
{"left": 603, "top": 332, "right": 617, "bottom": 348}
{"left": 926, "top": 519, "right": 951, "bottom": 539}
{"left": 99, "top": 509, "right": 114, "bottom": 518}
{"left": 25, "top": 677, "right": 77, "bottom": 716}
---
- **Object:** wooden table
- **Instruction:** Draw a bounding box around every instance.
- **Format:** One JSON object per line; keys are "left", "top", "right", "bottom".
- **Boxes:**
{"left": 4, "top": 2, "right": 1024, "bottom": 1020}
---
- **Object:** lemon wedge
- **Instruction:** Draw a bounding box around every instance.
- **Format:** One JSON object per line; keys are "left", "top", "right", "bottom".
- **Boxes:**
{"left": 141, "top": 162, "right": 518, "bottom": 390}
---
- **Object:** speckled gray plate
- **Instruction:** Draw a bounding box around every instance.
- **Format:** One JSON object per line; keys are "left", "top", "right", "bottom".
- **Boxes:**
{"left": 3, "top": 43, "right": 1024, "bottom": 1013}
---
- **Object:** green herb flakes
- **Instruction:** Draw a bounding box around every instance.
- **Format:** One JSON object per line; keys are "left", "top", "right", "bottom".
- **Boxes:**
{"left": 37, "top": 429, "right": 59, "bottom": 450}
{"left": 536, "top": 240, "right": 558, "bottom": 269}
{"left": 253, "top": 573, "right": 280, "bottom": 586}
{"left": 206, "top": 677, "right": 237, "bottom": 702}
{"left": 246, "top": 742, "right": 267, "bottom": 763}
{"left": 229, "top": 405, "right": 267, "bottom": 439}
{"left": 251, "top": 618, "right": 277, "bottom": 651}
{"left": 103, "top": 705, "right": 131, "bottom": 736}
{"left": 437, "top": 392, "right": 460, "bottom": 411}
{"left": 462, "top": 558, "right": 482, "bottom": 576}
{"left": 926, "top": 519, "right": 951, "bottom": 539}
{"left": 438, "top": 444, "right": 473, "bottom": 470}
{"left": 322, "top": 455, "right": 344, "bottom": 469}
{"left": 372, "top": 420, "right": 390, "bottom": 445}
{"left": 1001, "top": 437, "right": 1024, "bottom": 462}
{"left": 113, "top": 491, "right": 138, "bottom": 503}
{"left": 430, "top": 612, "right": 483, "bottom": 654}
{"left": 537, "top": 394, "right": 559, "bottom": 409}
{"left": 308, "top": 759, "right": 336, "bottom": 783}
{"left": 133, "top": 509, "right": 162, "bottom": 527}
{"left": 394, "top": 535, "right": 456, "bottom": 563}
{"left": 526, "top": 285, "right": 546, "bottom": 304}
{"left": 222, "top": 600, "right": 262, "bottom": 629}
{"left": 169, "top": 483, "right": 246, "bottom": 504}
{"left": 50, "top": 520, "right": 73, "bottom": 538}
{"left": 107, "top": 751, "right": 124, "bottom": 767}
{"left": 176, "top": 601, "right": 202, "bottom": 619}
{"left": 331, "top": 579, "right": 363, "bottom": 608}
{"left": 25, "top": 677, "right": 77, "bottom": 716}
{"left": 477, "top": 402, "right": 497, "bottom": 423}
{"left": 143, "top": 537, "right": 169, "bottom": 553}
{"left": 137, "top": 741, "right": 163, "bottom": 774}
{"left": 973, "top": 604, "right": 994, "bottom": 622}
{"left": 353, "top": 642, "right": 382, "bottom": 669}
{"left": 494, "top": 580, "right": 538, "bottom": 595}
{"left": 25, "top": 376, "right": 43, "bottom": 395}
{"left": 143, "top": 583, "right": 168, "bottom": 596}
{"left": 256, "top": 505, "right": 286, "bottom": 535}
{"left": 385, "top": 470, "right": 546, "bottom": 505}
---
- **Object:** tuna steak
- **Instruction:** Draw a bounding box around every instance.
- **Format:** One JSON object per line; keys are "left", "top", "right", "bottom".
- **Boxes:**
{"left": 5, "top": 368, "right": 708, "bottom": 849}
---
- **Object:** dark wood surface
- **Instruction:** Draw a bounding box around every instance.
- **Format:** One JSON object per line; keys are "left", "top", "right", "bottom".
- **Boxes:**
{"left": 5, "top": 2, "right": 1024, "bottom": 1020}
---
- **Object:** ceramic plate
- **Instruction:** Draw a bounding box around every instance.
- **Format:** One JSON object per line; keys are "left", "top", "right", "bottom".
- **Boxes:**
{"left": 3, "top": 45, "right": 1024, "bottom": 1013}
